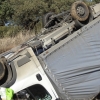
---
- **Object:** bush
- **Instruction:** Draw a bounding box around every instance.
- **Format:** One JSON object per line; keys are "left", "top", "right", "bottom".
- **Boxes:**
{"left": 0, "top": 26, "right": 22, "bottom": 38}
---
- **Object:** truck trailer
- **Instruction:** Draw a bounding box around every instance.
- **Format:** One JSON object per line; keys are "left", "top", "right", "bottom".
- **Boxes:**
{"left": 0, "top": 1, "right": 100, "bottom": 100}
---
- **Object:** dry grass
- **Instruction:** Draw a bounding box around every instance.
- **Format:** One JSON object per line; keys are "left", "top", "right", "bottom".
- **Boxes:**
{"left": 0, "top": 32, "right": 35, "bottom": 54}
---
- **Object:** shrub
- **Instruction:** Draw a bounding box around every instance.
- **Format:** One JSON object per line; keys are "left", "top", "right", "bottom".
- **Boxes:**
{"left": 0, "top": 26, "right": 22, "bottom": 38}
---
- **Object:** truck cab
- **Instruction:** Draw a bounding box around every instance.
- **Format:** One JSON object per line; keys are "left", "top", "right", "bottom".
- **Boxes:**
{"left": 1, "top": 47, "right": 59, "bottom": 99}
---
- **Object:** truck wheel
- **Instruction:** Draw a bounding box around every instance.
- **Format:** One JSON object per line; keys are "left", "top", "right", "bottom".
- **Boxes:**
{"left": 42, "top": 12, "right": 54, "bottom": 27}
{"left": 74, "top": 7, "right": 93, "bottom": 28}
{"left": 0, "top": 57, "right": 13, "bottom": 86}
{"left": 71, "top": 1, "right": 89, "bottom": 21}
{"left": 0, "top": 60, "right": 5, "bottom": 80}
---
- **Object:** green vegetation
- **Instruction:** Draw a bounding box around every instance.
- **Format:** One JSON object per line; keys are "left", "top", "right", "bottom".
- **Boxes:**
{"left": 0, "top": 26, "right": 22, "bottom": 37}
{"left": 93, "top": 0, "right": 100, "bottom": 3}
{"left": 0, "top": 0, "right": 98, "bottom": 38}
{"left": 0, "top": 0, "right": 14, "bottom": 26}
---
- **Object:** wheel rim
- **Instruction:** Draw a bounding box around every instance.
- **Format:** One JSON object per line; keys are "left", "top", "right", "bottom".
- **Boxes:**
{"left": 77, "top": 6, "right": 85, "bottom": 16}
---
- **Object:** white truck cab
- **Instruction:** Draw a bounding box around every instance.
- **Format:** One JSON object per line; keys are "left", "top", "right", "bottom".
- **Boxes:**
{"left": 9, "top": 47, "right": 59, "bottom": 99}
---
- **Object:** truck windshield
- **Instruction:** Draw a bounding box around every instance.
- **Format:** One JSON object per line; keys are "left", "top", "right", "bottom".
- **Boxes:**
{"left": 14, "top": 84, "right": 52, "bottom": 100}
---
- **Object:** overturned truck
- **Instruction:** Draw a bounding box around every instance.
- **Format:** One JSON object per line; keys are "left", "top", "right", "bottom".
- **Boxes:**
{"left": 0, "top": 1, "right": 100, "bottom": 100}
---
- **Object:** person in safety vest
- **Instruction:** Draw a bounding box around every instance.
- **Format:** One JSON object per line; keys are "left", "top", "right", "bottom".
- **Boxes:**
{"left": 0, "top": 87, "right": 14, "bottom": 100}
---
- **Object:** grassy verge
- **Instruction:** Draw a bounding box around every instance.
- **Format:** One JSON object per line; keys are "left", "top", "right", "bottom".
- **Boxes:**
{"left": 0, "top": 32, "right": 35, "bottom": 54}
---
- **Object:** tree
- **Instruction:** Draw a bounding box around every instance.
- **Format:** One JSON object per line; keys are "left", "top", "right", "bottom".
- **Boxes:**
{"left": 0, "top": 0, "right": 14, "bottom": 26}
{"left": 10, "top": 0, "right": 48, "bottom": 29}
{"left": 93, "top": 0, "right": 100, "bottom": 3}
{"left": 45, "top": 0, "right": 76, "bottom": 13}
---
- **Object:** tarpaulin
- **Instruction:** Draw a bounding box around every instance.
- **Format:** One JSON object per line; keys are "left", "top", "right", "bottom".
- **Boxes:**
{"left": 40, "top": 17, "right": 100, "bottom": 100}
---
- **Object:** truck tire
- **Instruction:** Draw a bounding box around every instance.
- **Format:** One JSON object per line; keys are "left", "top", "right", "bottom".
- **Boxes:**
{"left": 71, "top": 1, "right": 89, "bottom": 21}
{"left": 42, "top": 12, "right": 54, "bottom": 27}
{"left": 0, "top": 57, "right": 13, "bottom": 87}
{"left": 0, "top": 59, "right": 5, "bottom": 80}
{"left": 74, "top": 7, "right": 93, "bottom": 28}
